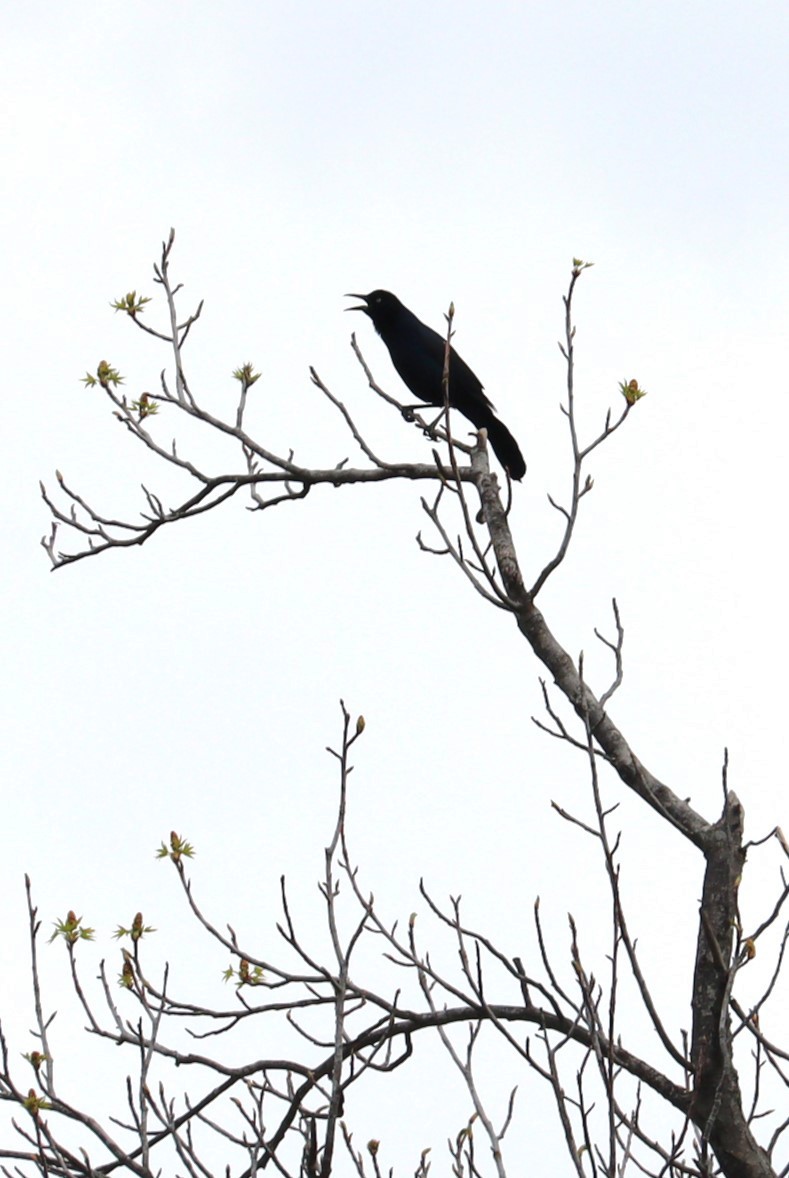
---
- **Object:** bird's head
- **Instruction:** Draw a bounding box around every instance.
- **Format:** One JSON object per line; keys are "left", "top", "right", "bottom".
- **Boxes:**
{"left": 345, "top": 290, "right": 403, "bottom": 330}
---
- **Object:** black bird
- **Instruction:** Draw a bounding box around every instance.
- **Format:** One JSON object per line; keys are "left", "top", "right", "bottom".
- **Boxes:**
{"left": 346, "top": 290, "right": 526, "bottom": 481}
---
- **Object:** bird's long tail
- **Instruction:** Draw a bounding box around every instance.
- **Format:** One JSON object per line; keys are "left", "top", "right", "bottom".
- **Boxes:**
{"left": 469, "top": 409, "right": 526, "bottom": 481}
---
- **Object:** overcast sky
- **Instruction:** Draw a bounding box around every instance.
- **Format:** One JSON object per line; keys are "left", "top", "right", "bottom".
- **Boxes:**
{"left": 2, "top": 2, "right": 789, "bottom": 1172}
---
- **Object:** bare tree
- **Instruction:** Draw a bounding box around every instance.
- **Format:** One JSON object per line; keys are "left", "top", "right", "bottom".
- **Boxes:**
{"left": 4, "top": 232, "right": 787, "bottom": 1177}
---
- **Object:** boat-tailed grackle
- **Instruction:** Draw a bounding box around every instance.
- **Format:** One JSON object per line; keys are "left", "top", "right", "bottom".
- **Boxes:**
{"left": 346, "top": 290, "right": 525, "bottom": 481}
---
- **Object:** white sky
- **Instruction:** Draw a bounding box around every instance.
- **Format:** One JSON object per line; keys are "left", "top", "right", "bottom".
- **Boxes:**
{"left": 2, "top": 2, "right": 789, "bottom": 1172}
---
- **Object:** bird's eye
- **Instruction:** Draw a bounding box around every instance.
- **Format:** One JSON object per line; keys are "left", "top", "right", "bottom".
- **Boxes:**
{"left": 374, "top": 296, "right": 381, "bottom": 304}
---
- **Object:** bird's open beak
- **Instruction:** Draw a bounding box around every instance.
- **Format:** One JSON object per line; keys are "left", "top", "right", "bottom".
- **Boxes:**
{"left": 344, "top": 293, "right": 370, "bottom": 314}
